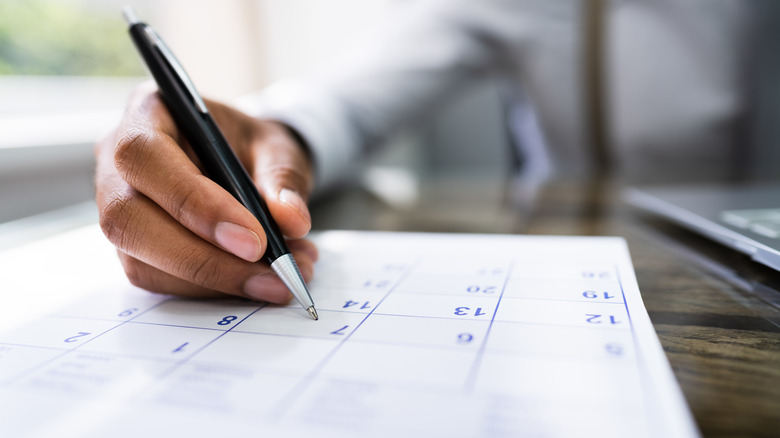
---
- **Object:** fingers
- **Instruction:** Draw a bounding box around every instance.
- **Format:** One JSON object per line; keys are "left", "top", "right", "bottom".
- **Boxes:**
{"left": 111, "top": 85, "right": 267, "bottom": 263}
{"left": 115, "top": 242, "right": 317, "bottom": 303}
{"left": 100, "top": 182, "right": 317, "bottom": 302}
{"left": 250, "top": 122, "right": 314, "bottom": 239}
{"left": 95, "top": 82, "right": 319, "bottom": 302}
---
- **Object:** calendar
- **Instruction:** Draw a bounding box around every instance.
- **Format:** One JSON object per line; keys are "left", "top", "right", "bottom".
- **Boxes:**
{"left": 0, "top": 227, "right": 698, "bottom": 438}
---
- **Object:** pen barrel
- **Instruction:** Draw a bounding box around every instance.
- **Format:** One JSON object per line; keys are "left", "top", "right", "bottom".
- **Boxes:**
{"left": 128, "top": 23, "right": 289, "bottom": 265}
{"left": 184, "top": 114, "right": 290, "bottom": 266}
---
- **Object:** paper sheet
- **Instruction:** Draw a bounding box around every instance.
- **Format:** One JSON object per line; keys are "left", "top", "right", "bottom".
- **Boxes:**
{"left": 0, "top": 226, "right": 698, "bottom": 437}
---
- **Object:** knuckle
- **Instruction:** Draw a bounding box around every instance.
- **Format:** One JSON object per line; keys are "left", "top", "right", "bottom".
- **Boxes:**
{"left": 166, "top": 176, "right": 202, "bottom": 225}
{"left": 114, "top": 129, "right": 153, "bottom": 183}
{"left": 265, "top": 165, "right": 310, "bottom": 195}
{"left": 99, "top": 192, "right": 131, "bottom": 245}
{"left": 99, "top": 191, "right": 140, "bottom": 252}
{"left": 179, "top": 251, "right": 224, "bottom": 290}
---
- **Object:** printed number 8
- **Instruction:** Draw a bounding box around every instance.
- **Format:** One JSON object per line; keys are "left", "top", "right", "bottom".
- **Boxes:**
{"left": 218, "top": 315, "right": 238, "bottom": 326}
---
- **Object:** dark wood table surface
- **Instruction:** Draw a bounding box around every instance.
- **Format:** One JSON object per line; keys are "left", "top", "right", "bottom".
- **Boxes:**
{"left": 309, "top": 172, "right": 780, "bottom": 438}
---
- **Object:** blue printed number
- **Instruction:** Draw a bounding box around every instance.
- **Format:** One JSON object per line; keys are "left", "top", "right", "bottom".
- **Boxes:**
{"left": 172, "top": 342, "right": 189, "bottom": 353}
{"left": 64, "top": 332, "right": 91, "bottom": 343}
{"left": 585, "top": 314, "right": 621, "bottom": 325}
{"left": 218, "top": 315, "right": 238, "bottom": 326}
{"left": 457, "top": 333, "right": 474, "bottom": 344}
{"left": 343, "top": 300, "right": 372, "bottom": 310}
{"left": 605, "top": 343, "right": 623, "bottom": 356}
{"left": 454, "top": 307, "right": 487, "bottom": 317}
{"left": 363, "top": 280, "right": 390, "bottom": 289}
{"left": 582, "top": 270, "right": 611, "bottom": 279}
{"left": 466, "top": 286, "right": 497, "bottom": 294}
{"left": 582, "top": 291, "right": 616, "bottom": 300}
{"left": 330, "top": 325, "right": 349, "bottom": 335}
{"left": 117, "top": 308, "right": 139, "bottom": 317}
{"left": 476, "top": 267, "right": 504, "bottom": 275}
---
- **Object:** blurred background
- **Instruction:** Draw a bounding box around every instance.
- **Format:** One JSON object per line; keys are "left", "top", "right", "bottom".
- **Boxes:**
{"left": 1, "top": 0, "right": 778, "bottom": 229}
{"left": 0, "top": 0, "right": 401, "bottom": 224}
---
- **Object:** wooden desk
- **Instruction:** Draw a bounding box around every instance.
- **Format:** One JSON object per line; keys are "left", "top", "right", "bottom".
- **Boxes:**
{"left": 310, "top": 173, "right": 780, "bottom": 438}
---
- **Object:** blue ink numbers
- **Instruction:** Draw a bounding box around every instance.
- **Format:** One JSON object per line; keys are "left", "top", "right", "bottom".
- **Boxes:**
{"left": 466, "top": 285, "right": 497, "bottom": 294}
{"left": 454, "top": 307, "right": 487, "bottom": 317}
{"left": 330, "top": 325, "right": 350, "bottom": 335}
{"left": 582, "top": 291, "right": 616, "bottom": 300}
{"left": 217, "top": 316, "right": 238, "bottom": 326}
{"left": 117, "top": 308, "right": 139, "bottom": 317}
{"left": 457, "top": 333, "right": 474, "bottom": 344}
{"left": 585, "top": 314, "right": 621, "bottom": 325}
{"left": 64, "top": 332, "right": 91, "bottom": 343}
{"left": 343, "top": 300, "right": 372, "bottom": 310}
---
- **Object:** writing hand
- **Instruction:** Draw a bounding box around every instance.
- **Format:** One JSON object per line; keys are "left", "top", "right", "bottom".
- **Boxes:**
{"left": 95, "top": 82, "right": 317, "bottom": 303}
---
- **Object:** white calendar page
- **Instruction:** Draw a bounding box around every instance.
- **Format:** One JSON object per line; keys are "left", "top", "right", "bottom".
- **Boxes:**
{"left": 0, "top": 226, "right": 699, "bottom": 438}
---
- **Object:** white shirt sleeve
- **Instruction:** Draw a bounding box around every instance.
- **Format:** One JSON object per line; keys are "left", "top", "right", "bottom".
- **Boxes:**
{"left": 242, "top": 0, "right": 534, "bottom": 190}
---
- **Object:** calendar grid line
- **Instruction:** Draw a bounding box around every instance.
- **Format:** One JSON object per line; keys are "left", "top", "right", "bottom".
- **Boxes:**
{"left": 463, "top": 259, "right": 515, "bottom": 393}
{"left": 4, "top": 297, "right": 175, "bottom": 385}
{"left": 386, "top": 291, "right": 624, "bottom": 305}
{"left": 152, "top": 303, "right": 268, "bottom": 381}
{"left": 123, "top": 320, "right": 243, "bottom": 332}
{"left": 0, "top": 342, "right": 73, "bottom": 353}
{"left": 271, "top": 257, "right": 423, "bottom": 419}
{"left": 613, "top": 263, "right": 654, "bottom": 429}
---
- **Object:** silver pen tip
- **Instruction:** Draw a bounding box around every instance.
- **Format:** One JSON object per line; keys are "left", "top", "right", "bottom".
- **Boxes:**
{"left": 307, "top": 307, "right": 319, "bottom": 321}
{"left": 122, "top": 5, "right": 140, "bottom": 25}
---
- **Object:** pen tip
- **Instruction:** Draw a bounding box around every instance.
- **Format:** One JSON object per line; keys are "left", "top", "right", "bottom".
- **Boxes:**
{"left": 307, "top": 307, "right": 319, "bottom": 321}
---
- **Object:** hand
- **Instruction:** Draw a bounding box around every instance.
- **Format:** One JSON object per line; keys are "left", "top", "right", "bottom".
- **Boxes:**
{"left": 95, "top": 81, "right": 317, "bottom": 303}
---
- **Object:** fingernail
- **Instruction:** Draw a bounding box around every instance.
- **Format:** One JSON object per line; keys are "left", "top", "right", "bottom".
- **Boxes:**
{"left": 215, "top": 222, "right": 262, "bottom": 262}
{"left": 279, "top": 189, "right": 311, "bottom": 224}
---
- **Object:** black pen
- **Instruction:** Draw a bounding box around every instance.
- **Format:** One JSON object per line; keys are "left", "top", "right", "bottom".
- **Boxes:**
{"left": 122, "top": 7, "right": 318, "bottom": 320}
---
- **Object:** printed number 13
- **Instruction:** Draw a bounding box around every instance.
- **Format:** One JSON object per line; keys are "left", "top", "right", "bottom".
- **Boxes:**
{"left": 454, "top": 307, "right": 487, "bottom": 317}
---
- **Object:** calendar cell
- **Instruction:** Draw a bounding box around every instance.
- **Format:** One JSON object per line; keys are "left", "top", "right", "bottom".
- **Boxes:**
{"left": 236, "top": 307, "right": 366, "bottom": 339}
{"left": 149, "top": 363, "right": 301, "bottom": 415}
{"left": 395, "top": 273, "right": 503, "bottom": 297}
{"left": 485, "top": 322, "right": 635, "bottom": 360}
{"left": 15, "top": 352, "right": 170, "bottom": 396}
{"left": 0, "top": 316, "right": 119, "bottom": 350}
{"left": 299, "top": 289, "right": 387, "bottom": 313}
{"left": 374, "top": 293, "right": 498, "bottom": 320}
{"left": 494, "top": 297, "right": 630, "bottom": 329}
{"left": 512, "top": 262, "right": 616, "bottom": 282}
{"left": 414, "top": 257, "right": 510, "bottom": 277}
{"left": 79, "top": 322, "right": 224, "bottom": 360}
{"left": 49, "top": 287, "right": 168, "bottom": 321}
{"left": 474, "top": 354, "right": 642, "bottom": 403}
{"left": 349, "top": 314, "right": 489, "bottom": 349}
{"left": 503, "top": 278, "right": 623, "bottom": 303}
{"left": 319, "top": 342, "right": 476, "bottom": 388}
{"left": 0, "top": 344, "right": 63, "bottom": 383}
{"left": 192, "top": 332, "right": 338, "bottom": 374}
{"left": 131, "top": 299, "right": 257, "bottom": 330}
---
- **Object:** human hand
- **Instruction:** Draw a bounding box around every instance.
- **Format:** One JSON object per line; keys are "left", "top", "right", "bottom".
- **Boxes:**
{"left": 95, "top": 82, "right": 317, "bottom": 303}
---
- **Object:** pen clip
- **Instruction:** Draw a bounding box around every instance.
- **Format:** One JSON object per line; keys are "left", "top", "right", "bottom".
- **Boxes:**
{"left": 143, "top": 26, "right": 209, "bottom": 114}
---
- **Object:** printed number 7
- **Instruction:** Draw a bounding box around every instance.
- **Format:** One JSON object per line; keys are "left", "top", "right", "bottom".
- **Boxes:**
{"left": 64, "top": 332, "right": 91, "bottom": 343}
